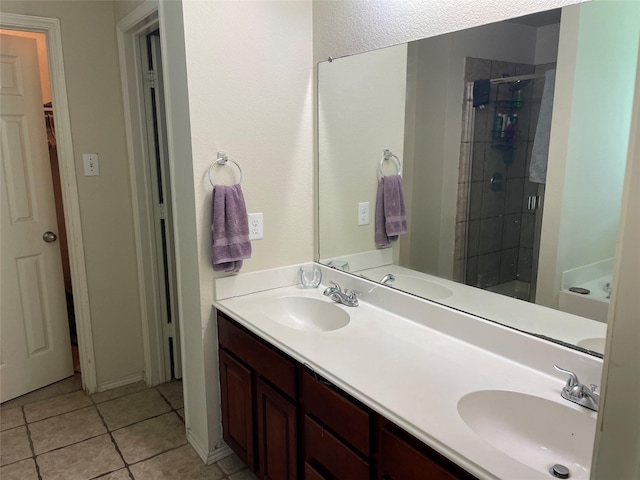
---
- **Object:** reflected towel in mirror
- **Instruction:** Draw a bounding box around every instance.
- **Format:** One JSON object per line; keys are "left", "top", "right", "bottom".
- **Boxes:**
{"left": 530, "top": 69, "right": 556, "bottom": 183}
{"left": 375, "top": 174, "right": 408, "bottom": 246}
{"left": 211, "top": 184, "right": 252, "bottom": 272}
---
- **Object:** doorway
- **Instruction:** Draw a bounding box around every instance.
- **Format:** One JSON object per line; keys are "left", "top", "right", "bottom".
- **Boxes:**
{"left": 0, "top": 28, "right": 80, "bottom": 401}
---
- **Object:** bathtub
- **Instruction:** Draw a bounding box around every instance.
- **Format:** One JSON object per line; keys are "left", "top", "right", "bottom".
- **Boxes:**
{"left": 558, "top": 259, "right": 612, "bottom": 324}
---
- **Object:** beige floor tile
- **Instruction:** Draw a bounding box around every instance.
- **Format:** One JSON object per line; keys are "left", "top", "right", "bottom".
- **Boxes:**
{"left": 156, "top": 381, "right": 184, "bottom": 409}
{"left": 0, "top": 426, "right": 32, "bottom": 466}
{"left": 91, "top": 381, "right": 149, "bottom": 404}
{"left": 98, "top": 389, "right": 171, "bottom": 431}
{"left": 37, "top": 434, "right": 124, "bottom": 480}
{"left": 95, "top": 468, "right": 132, "bottom": 479}
{"left": 23, "top": 390, "right": 91, "bottom": 423}
{"left": 217, "top": 453, "right": 248, "bottom": 475}
{"left": 228, "top": 469, "right": 259, "bottom": 480}
{"left": 0, "top": 458, "right": 38, "bottom": 480}
{"left": 30, "top": 405, "right": 106, "bottom": 454}
{"left": 129, "top": 444, "right": 226, "bottom": 480}
{"left": 176, "top": 408, "right": 185, "bottom": 420}
{"left": 0, "top": 407, "right": 24, "bottom": 431}
{"left": 1, "top": 374, "right": 82, "bottom": 412}
{"left": 112, "top": 412, "right": 186, "bottom": 464}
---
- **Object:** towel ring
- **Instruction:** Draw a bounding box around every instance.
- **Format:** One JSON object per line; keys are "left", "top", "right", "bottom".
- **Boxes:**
{"left": 378, "top": 149, "right": 402, "bottom": 180}
{"left": 208, "top": 151, "right": 243, "bottom": 186}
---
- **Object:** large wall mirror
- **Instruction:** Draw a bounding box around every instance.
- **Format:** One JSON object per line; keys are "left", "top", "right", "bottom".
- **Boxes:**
{"left": 318, "top": 2, "right": 640, "bottom": 357}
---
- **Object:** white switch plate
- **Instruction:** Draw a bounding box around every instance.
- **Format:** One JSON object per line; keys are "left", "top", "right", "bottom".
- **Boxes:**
{"left": 248, "top": 213, "right": 263, "bottom": 240}
{"left": 82, "top": 153, "right": 100, "bottom": 176}
{"left": 358, "top": 202, "right": 370, "bottom": 225}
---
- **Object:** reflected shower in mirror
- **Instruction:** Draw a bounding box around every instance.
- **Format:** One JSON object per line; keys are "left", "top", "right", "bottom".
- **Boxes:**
{"left": 318, "top": 3, "right": 640, "bottom": 356}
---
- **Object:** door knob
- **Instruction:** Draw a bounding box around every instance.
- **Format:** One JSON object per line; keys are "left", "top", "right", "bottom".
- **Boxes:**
{"left": 43, "top": 231, "right": 58, "bottom": 243}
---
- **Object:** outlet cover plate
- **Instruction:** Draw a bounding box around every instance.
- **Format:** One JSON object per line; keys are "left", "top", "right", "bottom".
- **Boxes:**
{"left": 358, "top": 201, "right": 370, "bottom": 225}
{"left": 248, "top": 213, "right": 263, "bottom": 240}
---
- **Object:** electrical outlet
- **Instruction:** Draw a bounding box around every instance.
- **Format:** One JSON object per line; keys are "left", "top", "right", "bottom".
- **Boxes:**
{"left": 358, "top": 202, "right": 370, "bottom": 225}
{"left": 248, "top": 213, "right": 263, "bottom": 240}
{"left": 82, "top": 153, "right": 100, "bottom": 176}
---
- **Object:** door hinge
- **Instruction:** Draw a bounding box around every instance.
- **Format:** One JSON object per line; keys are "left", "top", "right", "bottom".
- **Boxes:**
{"left": 146, "top": 70, "right": 156, "bottom": 88}
{"left": 166, "top": 322, "right": 175, "bottom": 338}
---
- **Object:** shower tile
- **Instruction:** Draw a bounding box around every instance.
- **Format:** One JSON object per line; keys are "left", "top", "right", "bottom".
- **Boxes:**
{"left": 515, "top": 63, "right": 535, "bottom": 76}
{"left": 456, "top": 183, "right": 469, "bottom": 222}
{"left": 520, "top": 213, "right": 536, "bottom": 249}
{"left": 473, "top": 106, "right": 490, "bottom": 142}
{"left": 481, "top": 181, "right": 506, "bottom": 218}
{"left": 454, "top": 222, "right": 466, "bottom": 261}
{"left": 502, "top": 214, "right": 522, "bottom": 249}
{"left": 517, "top": 248, "right": 534, "bottom": 283}
{"left": 458, "top": 142, "right": 471, "bottom": 181}
{"left": 464, "top": 57, "right": 491, "bottom": 82}
{"left": 504, "top": 178, "right": 524, "bottom": 214}
{"left": 491, "top": 59, "right": 516, "bottom": 77}
{"left": 478, "top": 217, "right": 503, "bottom": 255}
{"left": 465, "top": 256, "right": 478, "bottom": 287}
{"left": 453, "top": 259, "right": 464, "bottom": 283}
{"left": 483, "top": 146, "right": 507, "bottom": 181}
{"left": 471, "top": 142, "right": 486, "bottom": 182}
{"left": 500, "top": 248, "right": 519, "bottom": 284}
{"left": 507, "top": 143, "right": 528, "bottom": 179}
{"left": 467, "top": 220, "right": 481, "bottom": 257}
{"left": 469, "top": 182, "right": 483, "bottom": 221}
{"left": 477, "top": 252, "right": 501, "bottom": 288}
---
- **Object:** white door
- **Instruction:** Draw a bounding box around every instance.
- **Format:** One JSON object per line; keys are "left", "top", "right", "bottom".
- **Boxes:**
{"left": 0, "top": 33, "right": 73, "bottom": 402}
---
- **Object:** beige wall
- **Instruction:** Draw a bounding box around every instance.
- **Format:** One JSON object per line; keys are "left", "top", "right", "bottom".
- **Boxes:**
{"left": 0, "top": 1, "right": 145, "bottom": 388}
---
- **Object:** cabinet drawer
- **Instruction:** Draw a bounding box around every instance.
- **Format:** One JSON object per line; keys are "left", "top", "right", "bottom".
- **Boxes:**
{"left": 304, "top": 415, "right": 369, "bottom": 480}
{"left": 218, "top": 313, "right": 296, "bottom": 398}
{"left": 302, "top": 371, "right": 370, "bottom": 455}
{"left": 380, "top": 427, "right": 473, "bottom": 480}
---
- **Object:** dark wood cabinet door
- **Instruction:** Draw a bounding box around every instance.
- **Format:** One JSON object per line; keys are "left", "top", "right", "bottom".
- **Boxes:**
{"left": 256, "top": 378, "right": 298, "bottom": 480}
{"left": 219, "top": 349, "right": 255, "bottom": 470}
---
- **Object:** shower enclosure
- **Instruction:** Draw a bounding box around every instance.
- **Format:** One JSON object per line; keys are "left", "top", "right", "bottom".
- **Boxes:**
{"left": 456, "top": 57, "right": 556, "bottom": 303}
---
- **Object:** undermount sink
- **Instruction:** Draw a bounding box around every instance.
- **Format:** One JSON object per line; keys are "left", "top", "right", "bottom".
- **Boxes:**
{"left": 390, "top": 275, "right": 453, "bottom": 300}
{"left": 263, "top": 297, "right": 350, "bottom": 332}
{"left": 458, "top": 390, "right": 596, "bottom": 479}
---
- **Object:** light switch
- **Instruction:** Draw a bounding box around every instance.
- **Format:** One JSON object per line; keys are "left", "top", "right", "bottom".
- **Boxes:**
{"left": 83, "top": 153, "right": 100, "bottom": 176}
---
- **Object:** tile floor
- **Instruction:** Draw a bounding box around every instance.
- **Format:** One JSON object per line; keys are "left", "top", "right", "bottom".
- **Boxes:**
{"left": 1, "top": 375, "right": 256, "bottom": 480}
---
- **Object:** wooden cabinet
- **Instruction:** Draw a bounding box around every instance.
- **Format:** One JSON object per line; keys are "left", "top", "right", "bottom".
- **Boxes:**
{"left": 217, "top": 312, "right": 475, "bottom": 480}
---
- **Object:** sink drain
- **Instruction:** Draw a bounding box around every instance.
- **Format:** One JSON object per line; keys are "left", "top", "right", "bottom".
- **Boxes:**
{"left": 550, "top": 464, "right": 570, "bottom": 479}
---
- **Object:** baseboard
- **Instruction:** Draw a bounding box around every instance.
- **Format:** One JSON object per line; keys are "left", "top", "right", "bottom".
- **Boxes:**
{"left": 96, "top": 372, "right": 145, "bottom": 392}
{"left": 187, "top": 431, "right": 233, "bottom": 465}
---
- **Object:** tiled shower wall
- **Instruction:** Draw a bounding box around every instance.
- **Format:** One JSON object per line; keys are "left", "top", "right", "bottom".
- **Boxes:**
{"left": 454, "top": 58, "right": 556, "bottom": 294}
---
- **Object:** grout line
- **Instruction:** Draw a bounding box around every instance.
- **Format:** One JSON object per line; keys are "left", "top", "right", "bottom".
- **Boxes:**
{"left": 19, "top": 405, "right": 44, "bottom": 480}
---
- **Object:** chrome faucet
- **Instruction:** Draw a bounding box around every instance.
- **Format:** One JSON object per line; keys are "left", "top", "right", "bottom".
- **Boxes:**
{"left": 380, "top": 273, "right": 396, "bottom": 285}
{"left": 323, "top": 281, "right": 359, "bottom": 307}
{"left": 554, "top": 365, "right": 599, "bottom": 412}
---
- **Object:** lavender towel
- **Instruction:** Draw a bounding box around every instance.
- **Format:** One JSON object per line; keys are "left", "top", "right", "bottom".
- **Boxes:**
{"left": 211, "top": 184, "right": 252, "bottom": 272}
{"left": 375, "top": 175, "right": 408, "bottom": 247}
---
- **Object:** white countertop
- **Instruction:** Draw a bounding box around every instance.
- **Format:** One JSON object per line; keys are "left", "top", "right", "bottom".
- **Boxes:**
{"left": 214, "top": 264, "right": 602, "bottom": 480}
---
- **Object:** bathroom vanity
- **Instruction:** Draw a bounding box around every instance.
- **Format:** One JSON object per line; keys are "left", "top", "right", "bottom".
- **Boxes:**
{"left": 215, "top": 264, "right": 601, "bottom": 480}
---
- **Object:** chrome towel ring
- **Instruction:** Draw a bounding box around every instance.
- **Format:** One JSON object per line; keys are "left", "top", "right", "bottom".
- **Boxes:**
{"left": 378, "top": 149, "right": 402, "bottom": 180}
{"left": 208, "top": 151, "right": 243, "bottom": 186}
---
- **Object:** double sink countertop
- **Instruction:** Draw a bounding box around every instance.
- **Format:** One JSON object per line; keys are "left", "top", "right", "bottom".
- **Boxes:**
{"left": 214, "top": 263, "right": 602, "bottom": 480}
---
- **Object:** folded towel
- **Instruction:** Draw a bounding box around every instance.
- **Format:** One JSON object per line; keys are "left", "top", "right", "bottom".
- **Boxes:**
{"left": 375, "top": 174, "right": 408, "bottom": 247}
{"left": 530, "top": 69, "right": 556, "bottom": 184}
{"left": 473, "top": 79, "right": 491, "bottom": 108}
{"left": 211, "top": 184, "right": 252, "bottom": 272}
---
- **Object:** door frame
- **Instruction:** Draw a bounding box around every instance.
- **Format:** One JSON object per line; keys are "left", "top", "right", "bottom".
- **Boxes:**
{"left": 0, "top": 13, "right": 97, "bottom": 393}
{"left": 116, "top": 1, "right": 171, "bottom": 386}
